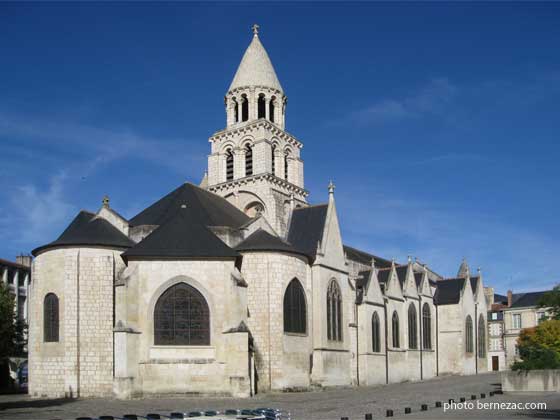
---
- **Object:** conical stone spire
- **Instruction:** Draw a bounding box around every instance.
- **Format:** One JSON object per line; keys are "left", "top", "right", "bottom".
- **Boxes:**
{"left": 229, "top": 25, "right": 283, "bottom": 93}
{"left": 457, "top": 258, "right": 470, "bottom": 278}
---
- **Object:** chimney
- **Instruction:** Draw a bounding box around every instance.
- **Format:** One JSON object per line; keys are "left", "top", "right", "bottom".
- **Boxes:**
{"left": 507, "top": 289, "right": 513, "bottom": 307}
{"left": 16, "top": 254, "right": 32, "bottom": 268}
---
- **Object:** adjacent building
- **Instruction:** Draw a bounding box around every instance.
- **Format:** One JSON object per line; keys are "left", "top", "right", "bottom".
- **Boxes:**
{"left": 28, "top": 27, "right": 488, "bottom": 399}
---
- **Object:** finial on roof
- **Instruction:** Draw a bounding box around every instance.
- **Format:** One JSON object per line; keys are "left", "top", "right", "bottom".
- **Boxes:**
{"left": 370, "top": 256, "right": 376, "bottom": 268}
{"left": 102, "top": 195, "right": 110, "bottom": 208}
{"left": 457, "top": 257, "right": 470, "bottom": 278}
{"left": 328, "top": 180, "right": 335, "bottom": 195}
{"left": 477, "top": 266, "right": 481, "bottom": 275}
{"left": 252, "top": 23, "right": 260, "bottom": 36}
{"left": 408, "top": 255, "right": 412, "bottom": 264}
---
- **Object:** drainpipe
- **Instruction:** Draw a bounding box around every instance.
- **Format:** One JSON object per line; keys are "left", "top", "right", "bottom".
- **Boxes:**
{"left": 419, "top": 295, "right": 423, "bottom": 380}
{"left": 384, "top": 298, "right": 389, "bottom": 384}
{"left": 76, "top": 251, "right": 81, "bottom": 398}
{"left": 435, "top": 304, "right": 439, "bottom": 376}
{"left": 355, "top": 289, "right": 360, "bottom": 386}
{"left": 475, "top": 303, "right": 478, "bottom": 375}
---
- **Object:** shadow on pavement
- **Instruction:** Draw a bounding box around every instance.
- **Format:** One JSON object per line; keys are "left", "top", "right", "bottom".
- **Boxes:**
{"left": 0, "top": 397, "right": 74, "bottom": 411}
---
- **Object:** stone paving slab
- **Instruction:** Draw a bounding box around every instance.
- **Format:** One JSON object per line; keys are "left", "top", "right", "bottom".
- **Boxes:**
{"left": 2, "top": 372, "right": 553, "bottom": 420}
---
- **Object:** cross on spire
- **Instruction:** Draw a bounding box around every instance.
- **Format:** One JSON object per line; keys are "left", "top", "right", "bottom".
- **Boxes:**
{"left": 252, "top": 23, "right": 260, "bottom": 36}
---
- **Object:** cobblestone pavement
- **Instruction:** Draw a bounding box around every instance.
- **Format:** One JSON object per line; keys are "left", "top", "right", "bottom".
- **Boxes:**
{"left": 1, "top": 373, "right": 557, "bottom": 420}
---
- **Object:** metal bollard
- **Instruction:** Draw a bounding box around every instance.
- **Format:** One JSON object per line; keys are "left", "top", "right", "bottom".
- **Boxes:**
{"left": 448, "top": 399, "right": 454, "bottom": 404}
{"left": 366, "top": 414, "right": 373, "bottom": 420}
{"left": 341, "top": 417, "right": 349, "bottom": 420}
{"left": 489, "top": 391, "right": 494, "bottom": 396}
{"left": 386, "top": 409, "right": 394, "bottom": 417}
{"left": 481, "top": 393, "right": 486, "bottom": 399}
{"left": 421, "top": 404, "right": 428, "bottom": 411}
{"left": 460, "top": 397, "right": 466, "bottom": 402}
{"left": 471, "top": 395, "right": 477, "bottom": 400}
{"left": 404, "top": 407, "right": 411, "bottom": 414}
{"left": 435, "top": 401, "right": 442, "bottom": 408}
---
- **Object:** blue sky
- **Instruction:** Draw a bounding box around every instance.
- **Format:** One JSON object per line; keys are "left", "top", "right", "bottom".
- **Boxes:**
{"left": 1, "top": 2, "right": 559, "bottom": 293}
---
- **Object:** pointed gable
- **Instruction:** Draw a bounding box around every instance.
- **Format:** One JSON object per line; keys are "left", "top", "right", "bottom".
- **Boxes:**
{"left": 129, "top": 182, "right": 249, "bottom": 229}
{"left": 122, "top": 207, "right": 238, "bottom": 261}
{"left": 32, "top": 210, "right": 134, "bottom": 256}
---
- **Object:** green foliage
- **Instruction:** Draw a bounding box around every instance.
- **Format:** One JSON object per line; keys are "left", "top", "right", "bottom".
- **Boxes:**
{"left": 538, "top": 285, "right": 560, "bottom": 320}
{"left": 512, "top": 320, "right": 560, "bottom": 371}
{"left": 0, "top": 282, "right": 27, "bottom": 359}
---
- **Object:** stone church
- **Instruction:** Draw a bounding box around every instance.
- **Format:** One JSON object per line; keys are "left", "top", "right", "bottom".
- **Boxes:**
{"left": 28, "top": 27, "right": 487, "bottom": 399}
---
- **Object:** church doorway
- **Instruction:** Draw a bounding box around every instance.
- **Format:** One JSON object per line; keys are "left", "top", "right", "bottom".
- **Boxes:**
{"left": 492, "top": 356, "right": 499, "bottom": 371}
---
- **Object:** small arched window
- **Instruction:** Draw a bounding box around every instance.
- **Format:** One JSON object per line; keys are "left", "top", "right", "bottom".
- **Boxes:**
{"left": 257, "top": 94, "right": 266, "bottom": 119}
{"left": 44, "top": 293, "right": 59, "bottom": 342}
{"left": 408, "top": 304, "right": 418, "bottom": 349}
{"left": 284, "top": 150, "right": 290, "bottom": 181}
{"left": 392, "top": 311, "right": 400, "bottom": 348}
{"left": 245, "top": 144, "right": 253, "bottom": 176}
{"left": 154, "top": 283, "right": 210, "bottom": 346}
{"left": 465, "top": 315, "right": 473, "bottom": 353}
{"left": 269, "top": 97, "right": 276, "bottom": 123}
{"left": 226, "top": 149, "right": 234, "bottom": 181}
{"left": 327, "top": 279, "right": 343, "bottom": 342}
{"left": 372, "top": 311, "right": 381, "bottom": 352}
{"left": 233, "top": 98, "right": 239, "bottom": 123}
{"left": 283, "top": 278, "right": 306, "bottom": 334}
{"left": 478, "top": 315, "right": 486, "bottom": 357}
{"left": 271, "top": 144, "right": 276, "bottom": 175}
{"left": 422, "top": 303, "right": 432, "bottom": 350}
{"left": 241, "top": 95, "right": 249, "bottom": 122}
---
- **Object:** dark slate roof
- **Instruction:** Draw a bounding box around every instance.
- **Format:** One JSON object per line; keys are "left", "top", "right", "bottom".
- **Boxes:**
{"left": 377, "top": 268, "right": 391, "bottom": 285}
{"left": 129, "top": 182, "right": 250, "bottom": 228}
{"left": 414, "top": 272, "right": 424, "bottom": 287}
{"left": 122, "top": 207, "right": 238, "bottom": 261}
{"left": 343, "top": 245, "right": 393, "bottom": 269}
{"left": 509, "top": 291, "right": 548, "bottom": 309}
{"left": 235, "top": 229, "right": 307, "bottom": 258}
{"left": 396, "top": 265, "right": 408, "bottom": 288}
{"left": 286, "top": 204, "right": 328, "bottom": 260}
{"left": 356, "top": 269, "right": 371, "bottom": 289}
{"left": 470, "top": 276, "right": 479, "bottom": 293}
{"left": 494, "top": 293, "right": 508, "bottom": 304}
{"left": 434, "top": 278, "right": 465, "bottom": 305}
{"left": 32, "top": 211, "right": 134, "bottom": 256}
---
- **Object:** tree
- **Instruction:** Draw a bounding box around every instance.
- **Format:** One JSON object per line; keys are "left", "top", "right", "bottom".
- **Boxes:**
{"left": 538, "top": 285, "right": 560, "bottom": 320}
{"left": 0, "top": 282, "right": 27, "bottom": 359}
{"left": 512, "top": 320, "right": 560, "bottom": 371}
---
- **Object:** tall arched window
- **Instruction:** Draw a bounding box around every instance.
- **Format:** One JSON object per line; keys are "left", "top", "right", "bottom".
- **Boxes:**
{"left": 392, "top": 311, "right": 400, "bottom": 348}
{"left": 271, "top": 144, "right": 276, "bottom": 175}
{"left": 257, "top": 94, "right": 266, "bottom": 119}
{"left": 269, "top": 97, "right": 276, "bottom": 123}
{"left": 465, "top": 315, "right": 473, "bottom": 353}
{"left": 44, "top": 293, "right": 59, "bottom": 342}
{"left": 284, "top": 150, "right": 290, "bottom": 181}
{"left": 422, "top": 303, "right": 432, "bottom": 350}
{"left": 478, "top": 315, "right": 486, "bottom": 357}
{"left": 154, "top": 283, "right": 210, "bottom": 346}
{"left": 327, "top": 279, "right": 343, "bottom": 342}
{"left": 245, "top": 144, "right": 253, "bottom": 176}
{"left": 226, "top": 149, "right": 234, "bottom": 181}
{"left": 408, "top": 304, "right": 418, "bottom": 349}
{"left": 372, "top": 311, "right": 381, "bottom": 352}
{"left": 283, "top": 278, "right": 306, "bottom": 334}
{"left": 241, "top": 95, "right": 249, "bottom": 122}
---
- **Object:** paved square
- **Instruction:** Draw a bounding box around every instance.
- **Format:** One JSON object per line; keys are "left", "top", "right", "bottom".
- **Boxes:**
{"left": 1, "top": 373, "right": 559, "bottom": 420}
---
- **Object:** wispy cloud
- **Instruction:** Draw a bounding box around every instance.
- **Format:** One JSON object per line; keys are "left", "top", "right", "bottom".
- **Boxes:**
{"left": 335, "top": 78, "right": 457, "bottom": 125}
{"left": 336, "top": 184, "right": 560, "bottom": 293}
{"left": 0, "top": 112, "right": 206, "bottom": 176}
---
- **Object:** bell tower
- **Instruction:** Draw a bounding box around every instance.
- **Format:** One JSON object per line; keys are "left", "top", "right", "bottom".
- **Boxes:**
{"left": 206, "top": 25, "right": 308, "bottom": 236}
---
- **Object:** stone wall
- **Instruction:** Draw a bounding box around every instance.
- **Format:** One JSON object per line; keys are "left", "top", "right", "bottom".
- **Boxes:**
{"left": 502, "top": 370, "right": 560, "bottom": 392}
{"left": 29, "top": 247, "right": 124, "bottom": 398}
